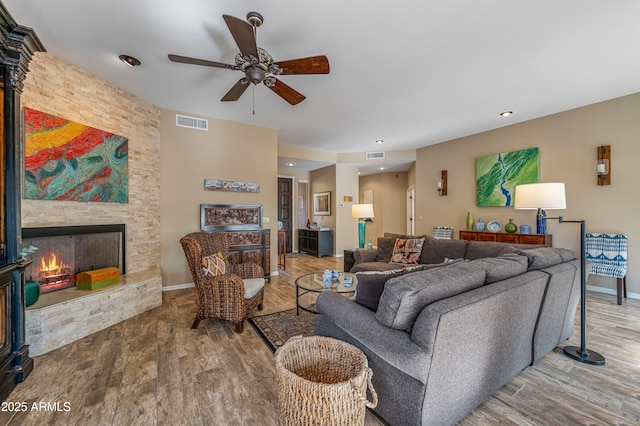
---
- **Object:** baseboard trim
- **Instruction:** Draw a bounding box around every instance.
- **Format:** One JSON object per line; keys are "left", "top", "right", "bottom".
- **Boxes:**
{"left": 163, "top": 272, "right": 279, "bottom": 292}
{"left": 587, "top": 285, "right": 639, "bottom": 300}
{"left": 162, "top": 283, "right": 194, "bottom": 291}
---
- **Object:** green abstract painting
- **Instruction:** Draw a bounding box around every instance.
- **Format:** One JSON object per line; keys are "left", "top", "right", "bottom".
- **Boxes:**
{"left": 476, "top": 147, "right": 539, "bottom": 206}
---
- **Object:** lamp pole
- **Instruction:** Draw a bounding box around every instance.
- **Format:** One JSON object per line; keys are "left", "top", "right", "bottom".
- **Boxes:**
{"left": 559, "top": 218, "right": 605, "bottom": 365}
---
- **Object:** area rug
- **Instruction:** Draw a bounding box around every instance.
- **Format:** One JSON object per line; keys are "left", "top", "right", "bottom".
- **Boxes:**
{"left": 249, "top": 308, "right": 321, "bottom": 353}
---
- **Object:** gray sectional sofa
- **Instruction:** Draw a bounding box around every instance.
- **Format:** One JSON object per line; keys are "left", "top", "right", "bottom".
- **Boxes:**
{"left": 315, "top": 234, "right": 580, "bottom": 426}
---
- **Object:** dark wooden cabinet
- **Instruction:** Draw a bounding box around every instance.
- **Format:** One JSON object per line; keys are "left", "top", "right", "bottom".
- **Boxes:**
{"left": 217, "top": 229, "right": 271, "bottom": 281}
{"left": 298, "top": 229, "right": 333, "bottom": 257}
{"left": 343, "top": 249, "right": 356, "bottom": 272}
{"left": 0, "top": 5, "right": 43, "bottom": 401}
{"left": 459, "top": 231, "right": 552, "bottom": 246}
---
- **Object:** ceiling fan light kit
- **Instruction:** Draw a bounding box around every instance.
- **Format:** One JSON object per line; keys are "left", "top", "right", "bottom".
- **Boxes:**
{"left": 168, "top": 11, "right": 329, "bottom": 106}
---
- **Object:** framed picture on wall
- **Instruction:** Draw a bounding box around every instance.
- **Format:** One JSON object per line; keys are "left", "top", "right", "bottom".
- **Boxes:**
{"left": 313, "top": 191, "right": 331, "bottom": 216}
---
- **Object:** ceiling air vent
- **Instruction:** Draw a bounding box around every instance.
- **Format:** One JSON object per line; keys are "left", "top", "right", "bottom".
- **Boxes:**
{"left": 366, "top": 151, "right": 385, "bottom": 160}
{"left": 176, "top": 114, "right": 208, "bottom": 131}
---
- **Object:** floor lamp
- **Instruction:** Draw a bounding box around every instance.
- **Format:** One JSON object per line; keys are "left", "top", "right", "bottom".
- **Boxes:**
{"left": 514, "top": 182, "right": 605, "bottom": 365}
{"left": 351, "top": 204, "right": 374, "bottom": 249}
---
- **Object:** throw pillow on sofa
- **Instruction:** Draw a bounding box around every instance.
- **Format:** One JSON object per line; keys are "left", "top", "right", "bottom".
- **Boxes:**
{"left": 390, "top": 238, "right": 425, "bottom": 264}
{"left": 355, "top": 265, "right": 426, "bottom": 310}
{"left": 518, "top": 247, "right": 575, "bottom": 270}
{"left": 420, "top": 235, "right": 469, "bottom": 264}
{"left": 464, "top": 241, "right": 520, "bottom": 260}
{"left": 375, "top": 237, "right": 398, "bottom": 262}
{"left": 470, "top": 253, "right": 529, "bottom": 284}
{"left": 354, "top": 259, "right": 464, "bottom": 310}
{"left": 375, "top": 261, "right": 486, "bottom": 331}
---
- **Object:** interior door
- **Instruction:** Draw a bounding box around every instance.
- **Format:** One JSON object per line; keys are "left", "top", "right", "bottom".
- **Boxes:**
{"left": 278, "top": 177, "right": 293, "bottom": 252}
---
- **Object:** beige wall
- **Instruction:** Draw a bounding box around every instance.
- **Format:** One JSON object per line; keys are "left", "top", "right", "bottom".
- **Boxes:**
{"left": 359, "top": 172, "right": 409, "bottom": 243}
{"left": 160, "top": 109, "right": 278, "bottom": 286}
{"left": 21, "top": 52, "right": 162, "bottom": 275}
{"left": 415, "top": 92, "right": 640, "bottom": 296}
{"left": 335, "top": 164, "right": 360, "bottom": 254}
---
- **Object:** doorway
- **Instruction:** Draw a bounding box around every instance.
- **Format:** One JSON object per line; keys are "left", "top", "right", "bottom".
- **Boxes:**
{"left": 406, "top": 185, "right": 415, "bottom": 235}
{"left": 278, "top": 177, "right": 293, "bottom": 253}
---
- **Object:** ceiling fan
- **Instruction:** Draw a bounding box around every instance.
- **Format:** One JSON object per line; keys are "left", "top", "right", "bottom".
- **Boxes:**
{"left": 168, "top": 12, "right": 330, "bottom": 105}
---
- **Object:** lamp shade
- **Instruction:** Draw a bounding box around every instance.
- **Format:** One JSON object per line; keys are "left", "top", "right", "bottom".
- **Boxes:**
{"left": 351, "top": 203, "right": 374, "bottom": 218}
{"left": 514, "top": 183, "right": 567, "bottom": 210}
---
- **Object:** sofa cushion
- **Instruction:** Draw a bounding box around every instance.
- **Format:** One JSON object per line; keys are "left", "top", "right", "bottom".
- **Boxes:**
{"left": 375, "top": 261, "right": 486, "bottom": 331}
{"left": 470, "top": 253, "right": 529, "bottom": 284}
{"left": 464, "top": 241, "right": 519, "bottom": 260}
{"left": 355, "top": 265, "right": 427, "bottom": 310}
{"left": 420, "top": 235, "right": 469, "bottom": 264}
{"left": 519, "top": 247, "right": 575, "bottom": 270}
{"left": 375, "top": 237, "right": 397, "bottom": 262}
{"left": 354, "top": 259, "right": 464, "bottom": 310}
{"left": 390, "top": 238, "right": 425, "bottom": 264}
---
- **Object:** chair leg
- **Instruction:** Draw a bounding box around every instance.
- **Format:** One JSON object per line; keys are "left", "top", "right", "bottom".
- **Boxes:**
{"left": 616, "top": 278, "right": 623, "bottom": 305}
{"left": 235, "top": 322, "right": 244, "bottom": 333}
{"left": 191, "top": 317, "right": 201, "bottom": 329}
{"left": 623, "top": 276, "right": 627, "bottom": 298}
{"left": 258, "top": 301, "right": 264, "bottom": 311}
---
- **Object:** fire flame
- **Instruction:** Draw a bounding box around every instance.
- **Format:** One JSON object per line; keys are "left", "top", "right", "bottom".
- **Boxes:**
{"left": 40, "top": 253, "right": 69, "bottom": 277}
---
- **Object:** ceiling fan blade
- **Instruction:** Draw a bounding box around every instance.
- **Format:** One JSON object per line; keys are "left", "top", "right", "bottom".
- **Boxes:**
{"left": 266, "top": 78, "right": 306, "bottom": 105}
{"left": 168, "top": 54, "right": 238, "bottom": 70}
{"left": 273, "top": 55, "right": 330, "bottom": 75}
{"left": 221, "top": 79, "right": 250, "bottom": 102}
{"left": 223, "top": 14, "right": 259, "bottom": 60}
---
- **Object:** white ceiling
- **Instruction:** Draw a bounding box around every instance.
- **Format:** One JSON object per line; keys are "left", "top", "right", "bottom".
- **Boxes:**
{"left": 5, "top": 1, "right": 640, "bottom": 170}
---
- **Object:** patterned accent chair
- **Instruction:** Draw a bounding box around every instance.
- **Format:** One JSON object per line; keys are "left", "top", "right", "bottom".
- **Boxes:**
{"left": 180, "top": 232, "right": 265, "bottom": 332}
{"left": 585, "top": 233, "right": 628, "bottom": 305}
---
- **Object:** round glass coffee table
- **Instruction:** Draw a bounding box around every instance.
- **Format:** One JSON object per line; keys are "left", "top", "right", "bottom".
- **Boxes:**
{"left": 295, "top": 271, "right": 357, "bottom": 314}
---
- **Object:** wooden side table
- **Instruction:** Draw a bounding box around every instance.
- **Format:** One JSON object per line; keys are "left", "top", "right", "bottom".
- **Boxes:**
{"left": 343, "top": 249, "right": 356, "bottom": 272}
{"left": 278, "top": 230, "right": 286, "bottom": 270}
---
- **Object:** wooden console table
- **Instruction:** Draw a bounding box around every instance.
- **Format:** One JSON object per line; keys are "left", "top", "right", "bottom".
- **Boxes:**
{"left": 459, "top": 230, "right": 552, "bottom": 246}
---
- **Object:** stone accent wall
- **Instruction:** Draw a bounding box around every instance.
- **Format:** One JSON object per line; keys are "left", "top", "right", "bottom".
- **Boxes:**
{"left": 21, "top": 52, "right": 162, "bottom": 273}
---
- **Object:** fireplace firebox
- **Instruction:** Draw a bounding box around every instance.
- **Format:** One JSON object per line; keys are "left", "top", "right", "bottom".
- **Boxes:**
{"left": 21, "top": 225, "right": 126, "bottom": 293}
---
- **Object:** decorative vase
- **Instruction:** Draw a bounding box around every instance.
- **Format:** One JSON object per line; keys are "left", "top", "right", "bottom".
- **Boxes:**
{"left": 25, "top": 280, "right": 40, "bottom": 307}
{"left": 474, "top": 219, "right": 485, "bottom": 232}
{"left": 466, "top": 211, "right": 474, "bottom": 231}
{"left": 520, "top": 224, "right": 531, "bottom": 234}
{"left": 505, "top": 219, "right": 517, "bottom": 233}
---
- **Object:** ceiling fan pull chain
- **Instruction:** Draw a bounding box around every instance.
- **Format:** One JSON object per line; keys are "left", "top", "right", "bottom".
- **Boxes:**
{"left": 252, "top": 85, "right": 255, "bottom": 115}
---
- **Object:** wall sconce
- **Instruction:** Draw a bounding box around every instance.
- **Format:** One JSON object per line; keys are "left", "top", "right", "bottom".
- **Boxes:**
{"left": 437, "top": 170, "right": 448, "bottom": 196}
{"left": 596, "top": 145, "right": 610, "bottom": 186}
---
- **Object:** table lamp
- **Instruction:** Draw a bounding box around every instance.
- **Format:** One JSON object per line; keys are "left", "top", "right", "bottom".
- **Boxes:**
{"left": 515, "top": 182, "right": 605, "bottom": 365}
{"left": 351, "top": 204, "right": 374, "bottom": 249}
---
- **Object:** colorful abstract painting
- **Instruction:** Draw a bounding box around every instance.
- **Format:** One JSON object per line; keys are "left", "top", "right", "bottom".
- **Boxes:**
{"left": 476, "top": 147, "right": 539, "bottom": 207}
{"left": 24, "top": 108, "right": 128, "bottom": 203}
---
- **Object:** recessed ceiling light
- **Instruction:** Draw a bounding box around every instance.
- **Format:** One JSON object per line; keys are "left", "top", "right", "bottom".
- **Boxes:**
{"left": 500, "top": 111, "right": 513, "bottom": 117}
{"left": 119, "top": 54, "right": 141, "bottom": 67}
{"left": 285, "top": 162, "right": 296, "bottom": 167}
{"left": 376, "top": 139, "right": 384, "bottom": 144}
{"left": 379, "top": 167, "right": 385, "bottom": 170}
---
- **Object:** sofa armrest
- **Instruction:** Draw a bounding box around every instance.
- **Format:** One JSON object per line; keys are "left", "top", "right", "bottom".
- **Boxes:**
{"left": 316, "top": 292, "right": 432, "bottom": 383}
{"left": 353, "top": 248, "right": 377, "bottom": 265}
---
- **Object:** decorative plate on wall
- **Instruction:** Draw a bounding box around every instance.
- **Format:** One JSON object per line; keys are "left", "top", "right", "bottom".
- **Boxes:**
{"left": 487, "top": 220, "right": 503, "bottom": 233}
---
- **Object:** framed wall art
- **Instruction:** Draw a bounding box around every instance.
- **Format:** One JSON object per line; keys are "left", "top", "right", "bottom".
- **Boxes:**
{"left": 476, "top": 147, "right": 539, "bottom": 207}
{"left": 313, "top": 191, "right": 331, "bottom": 216}
{"left": 204, "top": 179, "right": 260, "bottom": 193}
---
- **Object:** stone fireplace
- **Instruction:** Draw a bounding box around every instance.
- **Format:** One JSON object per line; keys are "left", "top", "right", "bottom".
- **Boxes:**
{"left": 22, "top": 224, "right": 126, "bottom": 293}
{"left": 22, "top": 224, "right": 161, "bottom": 357}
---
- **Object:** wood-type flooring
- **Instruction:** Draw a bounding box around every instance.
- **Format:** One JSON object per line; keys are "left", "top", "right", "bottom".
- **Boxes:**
{"left": 2, "top": 254, "right": 639, "bottom": 425}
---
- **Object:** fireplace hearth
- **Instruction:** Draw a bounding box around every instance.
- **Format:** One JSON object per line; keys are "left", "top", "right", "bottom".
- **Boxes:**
{"left": 22, "top": 225, "right": 126, "bottom": 293}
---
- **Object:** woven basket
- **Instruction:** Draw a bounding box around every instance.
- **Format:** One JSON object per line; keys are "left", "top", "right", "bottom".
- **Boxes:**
{"left": 275, "top": 335, "right": 377, "bottom": 426}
